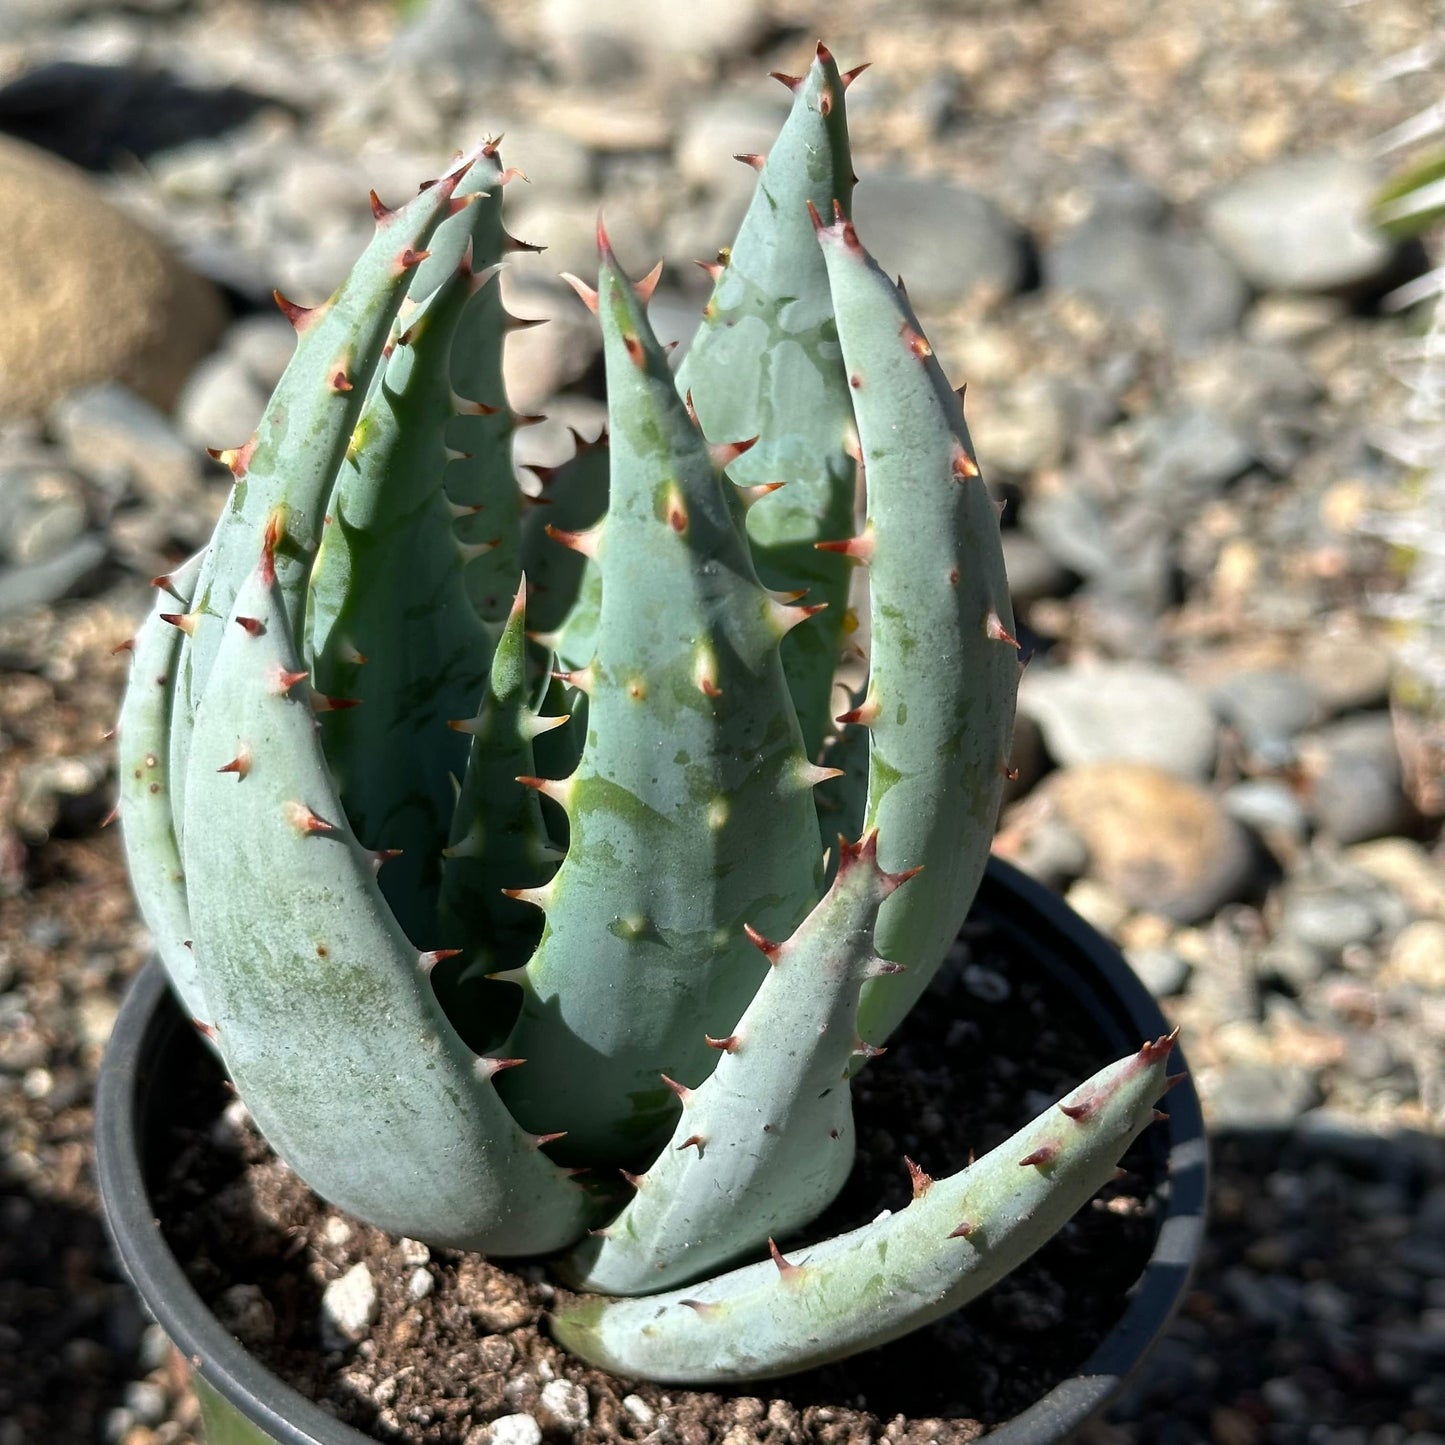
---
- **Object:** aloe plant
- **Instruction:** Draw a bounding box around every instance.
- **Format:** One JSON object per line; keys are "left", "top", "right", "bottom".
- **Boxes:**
{"left": 115, "top": 47, "right": 1178, "bottom": 1385}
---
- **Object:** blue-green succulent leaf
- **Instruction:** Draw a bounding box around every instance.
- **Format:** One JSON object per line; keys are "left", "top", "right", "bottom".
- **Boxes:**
{"left": 553, "top": 1033, "right": 1176, "bottom": 1382}
{"left": 678, "top": 42, "right": 859, "bottom": 761}
{"left": 496, "top": 233, "right": 825, "bottom": 1163}
{"left": 564, "top": 832, "right": 910, "bottom": 1295}
{"left": 182, "top": 550, "right": 589, "bottom": 1254}
{"left": 815, "top": 209, "right": 1020, "bottom": 1049}
{"left": 116, "top": 551, "right": 207, "bottom": 1025}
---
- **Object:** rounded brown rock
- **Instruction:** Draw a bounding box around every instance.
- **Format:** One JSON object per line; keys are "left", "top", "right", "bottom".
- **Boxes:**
{"left": 1038, "top": 762, "right": 1260, "bottom": 922}
{"left": 0, "top": 136, "right": 227, "bottom": 418}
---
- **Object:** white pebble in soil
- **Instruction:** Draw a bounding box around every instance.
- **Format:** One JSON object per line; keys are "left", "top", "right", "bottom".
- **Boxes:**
{"left": 486, "top": 1413, "right": 543, "bottom": 1445}
{"left": 320, "top": 1262, "right": 377, "bottom": 1351}
{"left": 539, "top": 1378, "right": 590, "bottom": 1431}
{"left": 398, "top": 1236, "right": 430, "bottom": 1267}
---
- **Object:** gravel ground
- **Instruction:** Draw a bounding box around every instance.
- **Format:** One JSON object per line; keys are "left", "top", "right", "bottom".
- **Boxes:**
{"left": 1, "top": 1, "right": 1444, "bottom": 1442}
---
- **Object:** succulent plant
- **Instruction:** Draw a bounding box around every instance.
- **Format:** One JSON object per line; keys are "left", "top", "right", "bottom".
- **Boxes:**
{"left": 116, "top": 45, "right": 1179, "bottom": 1385}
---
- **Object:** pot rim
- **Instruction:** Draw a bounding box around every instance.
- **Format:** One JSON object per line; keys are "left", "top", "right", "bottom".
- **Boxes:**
{"left": 95, "top": 856, "right": 1207, "bottom": 1445}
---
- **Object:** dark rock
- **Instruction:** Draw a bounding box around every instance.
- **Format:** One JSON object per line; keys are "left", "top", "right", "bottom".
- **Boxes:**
{"left": 0, "top": 62, "right": 279, "bottom": 171}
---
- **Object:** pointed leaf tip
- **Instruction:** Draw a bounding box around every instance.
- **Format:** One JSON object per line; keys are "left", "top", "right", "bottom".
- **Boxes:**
{"left": 272, "top": 289, "right": 319, "bottom": 331}
{"left": 283, "top": 801, "right": 339, "bottom": 836}
{"left": 1138, "top": 1026, "right": 1181, "bottom": 1067}
{"left": 368, "top": 189, "right": 394, "bottom": 225}
{"left": 1019, "top": 1143, "right": 1060, "bottom": 1168}
{"left": 743, "top": 923, "right": 781, "bottom": 960}
{"left": 216, "top": 744, "right": 252, "bottom": 779}
{"left": 904, "top": 1155, "right": 934, "bottom": 1199}
{"left": 475, "top": 1055, "right": 527, "bottom": 1081}
{"left": 561, "top": 273, "right": 599, "bottom": 313}
{"left": 985, "top": 611, "right": 1020, "bottom": 649}
{"left": 768, "top": 1238, "right": 803, "bottom": 1276}
{"left": 635, "top": 259, "right": 664, "bottom": 302}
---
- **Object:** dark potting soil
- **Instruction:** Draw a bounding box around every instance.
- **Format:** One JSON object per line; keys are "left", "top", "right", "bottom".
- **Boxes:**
{"left": 151, "top": 922, "right": 1169, "bottom": 1445}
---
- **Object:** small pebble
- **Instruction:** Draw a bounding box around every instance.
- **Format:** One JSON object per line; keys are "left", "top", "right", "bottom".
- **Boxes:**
{"left": 407, "top": 1268, "right": 434, "bottom": 1301}
{"left": 1385, "top": 920, "right": 1445, "bottom": 992}
{"left": 1206, "top": 1063, "right": 1322, "bottom": 1130}
{"left": 121, "top": 1382, "right": 167, "bottom": 1429}
{"left": 1223, "top": 779, "right": 1311, "bottom": 842}
{"left": 539, "top": 1379, "right": 590, "bottom": 1430}
{"left": 1279, "top": 890, "right": 1381, "bottom": 958}
{"left": 1127, "top": 946, "right": 1192, "bottom": 998}
{"left": 487, "top": 1413, "right": 543, "bottom": 1445}
{"left": 320, "top": 1263, "right": 377, "bottom": 1350}
{"left": 398, "top": 1237, "right": 430, "bottom": 1267}
{"left": 961, "top": 963, "right": 1010, "bottom": 1003}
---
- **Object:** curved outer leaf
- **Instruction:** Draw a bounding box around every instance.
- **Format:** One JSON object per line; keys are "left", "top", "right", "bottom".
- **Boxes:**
{"left": 116, "top": 551, "right": 207, "bottom": 1024}
{"left": 563, "top": 833, "right": 911, "bottom": 1295}
{"left": 496, "top": 235, "right": 825, "bottom": 1162}
{"left": 168, "top": 157, "right": 480, "bottom": 843}
{"left": 552, "top": 1034, "right": 1177, "bottom": 1383}
{"left": 678, "top": 42, "right": 859, "bottom": 762}
{"left": 305, "top": 251, "right": 495, "bottom": 947}
{"left": 815, "top": 212, "right": 1021, "bottom": 1049}
{"left": 182, "top": 554, "right": 589, "bottom": 1254}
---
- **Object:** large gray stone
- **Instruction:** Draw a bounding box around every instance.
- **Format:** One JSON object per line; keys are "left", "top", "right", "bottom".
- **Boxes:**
{"left": 387, "top": 0, "right": 515, "bottom": 79}
{"left": 1202, "top": 156, "right": 1396, "bottom": 293}
{"left": 50, "top": 383, "right": 199, "bottom": 504}
{"left": 852, "top": 174, "right": 1029, "bottom": 307}
{"left": 1044, "top": 210, "right": 1248, "bottom": 348}
{"left": 676, "top": 93, "right": 790, "bottom": 192}
{"left": 0, "top": 466, "right": 89, "bottom": 566}
{"left": 0, "top": 535, "right": 106, "bottom": 617}
{"left": 1209, "top": 668, "right": 1325, "bottom": 763}
{"left": 1018, "top": 661, "right": 1218, "bottom": 779}
{"left": 1138, "top": 406, "right": 1254, "bottom": 515}
{"left": 541, "top": 0, "right": 766, "bottom": 75}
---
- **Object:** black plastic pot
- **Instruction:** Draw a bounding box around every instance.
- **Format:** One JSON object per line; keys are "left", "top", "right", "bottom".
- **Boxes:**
{"left": 96, "top": 857, "right": 1208, "bottom": 1445}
